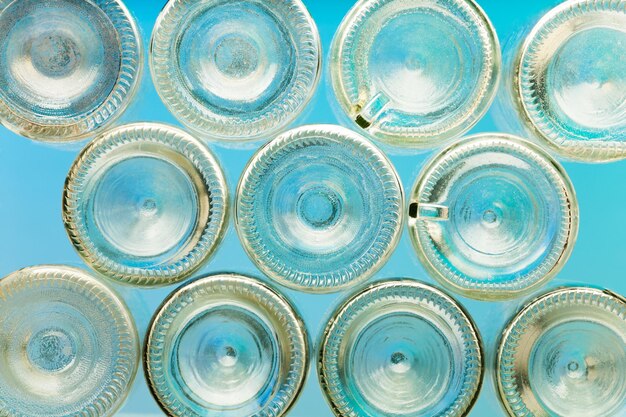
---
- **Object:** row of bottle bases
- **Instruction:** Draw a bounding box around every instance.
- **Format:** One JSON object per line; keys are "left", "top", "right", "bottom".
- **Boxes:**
{"left": 1, "top": 265, "right": 622, "bottom": 417}
{"left": 0, "top": 0, "right": 624, "bottom": 163}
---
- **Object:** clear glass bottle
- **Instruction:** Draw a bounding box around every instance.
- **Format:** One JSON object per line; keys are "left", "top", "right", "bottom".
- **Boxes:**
{"left": 497, "top": 287, "right": 626, "bottom": 417}
{"left": 0, "top": 265, "right": 139, "bottom": 417}
{"left": 150, "top": 0, "right": 321, "bottom": 142}
{"left": 330, "top": 0, "right": 500, "bottom": 147}
{"left": 318, "top": 279, "right": 483, "bottom": 417}
{"left": 0, "top": 0, "right": 142, "bottom": 142}
{"left": 63, "top": 122, "right": 228, "bottom": 286}
{"left": 408, "top": 133, "right": 579, "bottom": 300}
{"left": 509, "top": 0, "right": 626, "bottom": 162}
{"left": 145, "top": 273, "right": 309, "bottom": 417}
{"left": 235, "top": 124, "right": 404, "bottom": 292}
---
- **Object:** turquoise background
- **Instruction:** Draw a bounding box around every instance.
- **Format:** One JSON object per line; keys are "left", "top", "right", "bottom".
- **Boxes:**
{"left": 1, "top": 0, "right": 625, "bottom": 416}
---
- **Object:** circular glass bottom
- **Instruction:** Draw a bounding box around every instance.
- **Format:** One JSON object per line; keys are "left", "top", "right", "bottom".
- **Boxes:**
{"left": 0, "top": 0, "right": 119, "bottom": 117}
{"left": 177, "top": 1, "right": 294, "bottom": 113}
{"left": 347, "top": 312, "right": 454, "bottom": 415}
{"left": 518, "top": 0, "right": 626, "bottom": 161}
{"left": 151, "top": 0, "right": 320, "bottom": 140}
{"left": 319, "top": 280, "right": 483, "bottom": 417}
{"left": 330, "top": 0, "right": 500, "bottom": 146}
{"left": 409, "top": 134, "right": 578, "bottom": 299}
{"left": 530, "top": 320, "right": 626, "bottom": 417}
{"left": 174, "top": 306, "right": 278, "bottom": 409}
{"left": 548, "top": 28, "right": 626, "bottom": 131}
{"left": 236, "top": 125, "right": 403, "bottom": 292}
{"left": 0, "top": 265, "right": 139, "bottom": 417}
{"left": 0, "top": 0, "right": 141, "bottom": 140}
{"left": 498, "top": 287, "right": 626, "bottom": 417}
{"left": 63, "top": 123, "right": 228, "bottom": 286}
{"left": 145, "top": 274, "right": 308, "bottom": 417}
{"left": 369, "top": 9, "right": 475, "bottom": 115}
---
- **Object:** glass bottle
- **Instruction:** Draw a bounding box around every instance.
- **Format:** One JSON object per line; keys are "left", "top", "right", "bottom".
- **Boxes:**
{"left": 497, "top": 286, "right": 626, "bottom": 417}
{"left": 330, "top": 0, "right": 500, "bottom": 147}
{"left": 0, "top": 265, "right": 139, "bottom": 417}
{"left": 63, "top": 122, "right": 228, "bottom": 286}
{"left": 235, "top": 124, "right": 404, "bottom": 292}
{"left": 150, "top": 0, "right": 321, "bottom": 142}
{"left": 0, "top": 0, "right": 142, "bottom": 142}
{"left": 503, "top": 0, "right": 626, "bottom": 162}
{"left": 318, "top": 279, "right": 483, "bottom": 417}
{"left": 408, "top": 133, "right": 579, "bottom": 300}
{"left": 145, "top": 273, "right": 309, "bottom": 417}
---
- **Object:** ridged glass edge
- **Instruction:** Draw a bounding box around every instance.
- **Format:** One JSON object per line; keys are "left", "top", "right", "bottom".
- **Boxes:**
{"left": 149, "top": 0, "right": 321, "bottom": 141}
{"left": 144, "top": 273, "right": 309, "bottom": 417}
{"left": 408, "top": 133, "right": 579, "bottom": 300}
{"left": 495, "top": 286, "right": 626, "bottom": 417}
{"left": 0, "top": 264, "right": 140, "bottom": 417}
{"left": 329, "top": 0, "right": 501, "bottom": 147}
{"left": 516, "top": 0, "right": 626, "bottom": 162}
{"left": 235, "top": 124, "right": 404, "bottom": 293}
{"left": 317, "top": 279, "right": 484, "bottom": 417}
{"left": 63, "top": 122, "right": 229, "bottom": 287}
{"left": 0, "top": 0, "right": 143, "bottom": 142}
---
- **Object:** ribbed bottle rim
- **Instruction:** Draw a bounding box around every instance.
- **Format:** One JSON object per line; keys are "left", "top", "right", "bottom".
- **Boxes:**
{"left": 318, "top": 279, "right": 483, "bottom": 417}
{"left": 0, "top": 265, "right": 139, "bottom": 417}
{"left": 516, "top": 0, "right": 626, "bottom": 162}
{"left": 63, "top": 122, "right": 228, "bottom": 286}
{"left": 235, "top": 124, "right": 404, "bottom": 292}
{"left": 330, "top": 0, "right": 500, "bottom": 146}
{"left": 409, "top": 133, "right": 578, "bottom": 300}
{"left": 496, "top": 286, "right": 626, "bottom": 417}
{"left": 0, "top": 0, "right": 143, "bottom": 142}
{"left": 145, "top": 273, "right": 309, "bottom": 417}
{"left": 150, "top": 0, "right": 321, "bottom": 141}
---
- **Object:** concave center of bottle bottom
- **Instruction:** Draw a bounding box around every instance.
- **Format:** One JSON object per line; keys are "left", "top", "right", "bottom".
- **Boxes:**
{"left": 176, "top": 306, "right": 278, "bottom": 408}
{"left": 368, "top": 9, "right": 469, "bottom": 115}
{"left": 453, "top": 173, "right": 539, "bottom": 256}
{"left": 297, "top": 186, "right": 343, "bottom": 229}
{"left": 91, "top": 156, "right": 199, "bottom": 259}
{"left": 529, "top": 320, "right": 626, "bottom": 417}
{"left": 218, "top": 345, "right": 239, "bottom": 367}
{"left": 481, "top": 208, "right": 499, "bottom": 226}
{"left": 30, "top": 31, "right": 81, "bottom": 78}
{"left": 565, "top": 359, "right": 585, "bottom": 378}
{"left": 26, "top": 327, "right": 77, "bottom": 373}
{"left": 213, "top": 34, "right": 260, "bottom": 80}
{"left": 348, "top": 312, "right": 455, "bottom": 415}
{"left": 389, "top": 351, "right": 412, "bottom": 374}
{"left": 549, "top": 27, "right": 626, "bottom": 129}
{"left": 140, "top": 198, "right": 158, "bottom": 216}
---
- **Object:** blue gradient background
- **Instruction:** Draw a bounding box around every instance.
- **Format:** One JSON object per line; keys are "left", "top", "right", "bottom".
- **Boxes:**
{"left": 1, "top": 0, "right": 625, "bottom": 416}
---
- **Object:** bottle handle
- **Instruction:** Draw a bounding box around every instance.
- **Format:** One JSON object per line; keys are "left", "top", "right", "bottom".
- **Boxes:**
{"left": 355, "top": 92, "right": 390, "bottom": 129}
{"left": 409, "top": 202, "right": 449, "bottom": 221}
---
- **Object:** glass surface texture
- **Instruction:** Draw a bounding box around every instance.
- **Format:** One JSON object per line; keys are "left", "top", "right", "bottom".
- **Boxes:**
{"left": 145, "top": 274, "right": 308, "bottom": 417}
{"left": 330, "top": 0, "right": 500, "bottom": 147}
{"left": 1, "top": 1, "right": 626, "bottom": 416}
{"left": 236, "top": 125, "right": 403, "bottom": 292}
{"left": 319, "top": 280, "right": 483, "bottom": 417}
{"left": 0, "top": 265, "right": 139, "bottom": 417}
{"left": 515, "top": 0, "right": 626, "bottom": 162}
{"left": 63, "top": 123, "right": 228, "bottom": 286}
{"left": 0, "top": 0, "right": 142, "bottom": 141}
{"left": 150, "top": 0, "right": 321, "bottom": 141}
{"left": 497, "top": 287, "right": 626, "bottom": 417}
{"left": 409, "top": 134, "right": 578, "bottom": 299}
